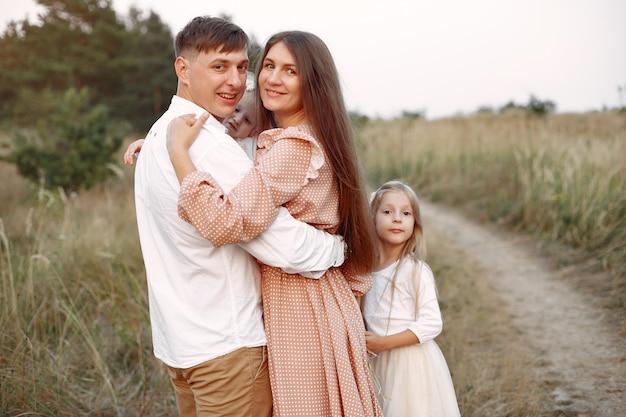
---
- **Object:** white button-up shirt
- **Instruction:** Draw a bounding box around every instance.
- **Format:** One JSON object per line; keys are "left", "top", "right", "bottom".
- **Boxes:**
{"left": 134, "top": 96, "right": 343, "bottom": 368}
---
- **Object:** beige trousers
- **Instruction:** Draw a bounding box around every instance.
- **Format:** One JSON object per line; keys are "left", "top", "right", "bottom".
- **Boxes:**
{"left": 166, "top": 346, "right": 272, "bottom": 417}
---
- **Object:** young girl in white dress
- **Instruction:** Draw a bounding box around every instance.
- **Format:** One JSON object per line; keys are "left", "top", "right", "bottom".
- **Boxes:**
{"left": 363, "top": 180, "right": 461, "bottom": 417}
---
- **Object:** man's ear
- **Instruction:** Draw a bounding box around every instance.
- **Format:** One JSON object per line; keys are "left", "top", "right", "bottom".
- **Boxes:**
{"left": 175, "top": 56, "right": 189, "bottom": 85}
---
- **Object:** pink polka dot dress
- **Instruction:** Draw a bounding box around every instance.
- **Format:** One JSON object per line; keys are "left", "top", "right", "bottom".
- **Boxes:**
{"left": 178, "top": 125, "right": 383, "bottom": 416}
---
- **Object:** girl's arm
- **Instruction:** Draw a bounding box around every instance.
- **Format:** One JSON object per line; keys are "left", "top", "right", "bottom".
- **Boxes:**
{"left": 123, "top": 138, "right": 146, "bottom": 165}
{"left": 365, "top": 262, "right": 444, "bottom": 354}
{"left": 407, "top": 263, "right": 443, "bottom": 343}
{"left": 365, "top": 330, "right": 419, "bottom": 354}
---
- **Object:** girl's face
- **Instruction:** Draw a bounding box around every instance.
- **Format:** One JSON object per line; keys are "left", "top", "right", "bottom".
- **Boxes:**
{"left": 258, "top": 41, "right": 305, "bottom": 126}
{"left": 222, "top": 92, "right": 256, "bottom": 139}
{"left": 375, "top": 191, "right": 415, "bottom": 249}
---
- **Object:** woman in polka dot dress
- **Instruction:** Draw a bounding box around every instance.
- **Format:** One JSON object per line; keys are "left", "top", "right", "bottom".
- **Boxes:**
{"left": 166, "top": 31, "right": 382, "bottom": 416}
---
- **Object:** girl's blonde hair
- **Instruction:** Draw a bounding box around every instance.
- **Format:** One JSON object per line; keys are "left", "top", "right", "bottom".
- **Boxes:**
{"left": 370, "top": 180, "right": 427, "bottom": 321}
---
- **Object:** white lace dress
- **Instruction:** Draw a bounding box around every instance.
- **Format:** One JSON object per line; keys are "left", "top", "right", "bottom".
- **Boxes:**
{"left": 362, "top": 258, "right": 461, "bottom": 417}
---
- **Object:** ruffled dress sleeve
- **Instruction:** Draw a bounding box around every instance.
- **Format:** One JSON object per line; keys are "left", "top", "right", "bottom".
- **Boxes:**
{"left": 178, "top": 125, "right": 325, "bottom": 247}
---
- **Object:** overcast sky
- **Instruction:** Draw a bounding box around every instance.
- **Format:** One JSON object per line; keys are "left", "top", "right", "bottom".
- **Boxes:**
{"left": 2, "top": 0, "right": 625, "bottom": 119}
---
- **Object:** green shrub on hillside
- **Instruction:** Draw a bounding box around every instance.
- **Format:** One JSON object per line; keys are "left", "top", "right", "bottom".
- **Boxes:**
{"left": 2, "top": 87, "right": 128, "bottom": 193}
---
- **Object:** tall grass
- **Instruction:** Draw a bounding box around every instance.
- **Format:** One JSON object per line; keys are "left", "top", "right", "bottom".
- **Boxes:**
{"left": 0, "top": 162, "right": 175, "bottom": 416}
{"left": 0, "top": 156, "right": 556, "bottom": 416}
{"left": 2, "top": 110, "right": 623, "bottom": 415}
{"left": 359, "top": 110, "right": 626, "bottom": 327}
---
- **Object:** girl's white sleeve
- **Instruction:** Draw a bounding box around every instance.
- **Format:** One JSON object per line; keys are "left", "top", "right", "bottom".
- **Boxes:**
{"left": 406, "top": 264, "right": 443, "bottom": 343}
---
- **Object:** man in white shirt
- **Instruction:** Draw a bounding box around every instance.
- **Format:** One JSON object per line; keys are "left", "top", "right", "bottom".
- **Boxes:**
{"left": 134, "top": 16, "right": 344, "bottom": 417}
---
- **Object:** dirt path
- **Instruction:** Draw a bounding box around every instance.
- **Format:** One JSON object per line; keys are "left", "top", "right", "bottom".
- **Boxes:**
{"left": 420, "top": 200, "right": 626, "bottom": 417}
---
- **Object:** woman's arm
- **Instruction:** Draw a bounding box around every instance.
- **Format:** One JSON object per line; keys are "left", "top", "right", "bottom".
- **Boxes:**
{"left": 165, "top": 113, "right": 343, "bottom": 277}
{"left": 167, "top": 113, "right": 313, "bottom": 247}
{"left": 167, "top": 113, "right": 209, "bottom": 183}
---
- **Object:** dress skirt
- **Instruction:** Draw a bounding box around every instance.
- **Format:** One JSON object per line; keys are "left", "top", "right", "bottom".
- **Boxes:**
{"left": 370, "top": 340, "right": 461, "bottom": 417}
{"left": 261, "top": 265, "right": 382, "bottom": 417}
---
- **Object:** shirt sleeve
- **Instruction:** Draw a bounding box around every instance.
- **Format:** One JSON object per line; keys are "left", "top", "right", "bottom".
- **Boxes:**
{"left": 178, "top": 137, "right": 313, "bottom": 247}
{"left": 239, "top": 207, "right": 345, "bottom": 278}
{"left": 406, "top": 263, "right": 443, "bottom": 343}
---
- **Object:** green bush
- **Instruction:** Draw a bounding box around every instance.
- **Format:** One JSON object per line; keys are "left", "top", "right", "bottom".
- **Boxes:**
{"left": 2, "top": 87, "right": 128, "bottom": 193}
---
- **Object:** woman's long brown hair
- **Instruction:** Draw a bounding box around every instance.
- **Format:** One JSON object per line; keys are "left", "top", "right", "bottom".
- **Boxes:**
{"left": 255, "top": 31, "right": 377, "bottom": 274}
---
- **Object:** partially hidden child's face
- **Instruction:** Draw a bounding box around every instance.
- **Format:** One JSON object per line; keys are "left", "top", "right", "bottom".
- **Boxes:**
{"left": 222, "top": 92, "right": 256, "bottom": 139}
{"left": 375, "top": 191, "right": 415, "bottom": 248}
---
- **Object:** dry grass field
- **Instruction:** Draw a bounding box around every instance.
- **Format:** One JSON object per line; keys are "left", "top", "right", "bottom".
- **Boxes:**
{"left": 1, "top": 110, "right": 624, "bottom": 415}
{"left": 359, "top": 110, "right": 626, "bottom": 330}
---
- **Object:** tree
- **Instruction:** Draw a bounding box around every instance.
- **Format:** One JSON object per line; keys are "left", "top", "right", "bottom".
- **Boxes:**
{"left": 3, "top": 87, "right": 128, "bottom": 193}
{"left": 248, "top": 34, "right": 263, "bottom": 73}
{"left": 119, "top": 8, "right": 176, "bottom": 131}
{"left": 527, "top": 95, "right": 556, "bottom": 116}
{"left": 0, "top": 0, "right": 175, "bottom": 132}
